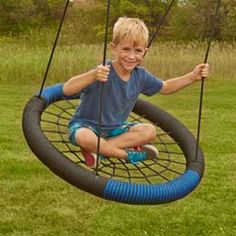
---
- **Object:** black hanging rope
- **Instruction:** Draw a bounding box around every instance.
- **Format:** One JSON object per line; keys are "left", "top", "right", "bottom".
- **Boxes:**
{"left": 95, "top": 0, "right": 111, "bottom": 174}
{"left": 38, "top": 0, "right": 70, "bottom": 98}
{"left": 146, "top": 0, "right": 176, "bottom": 50}
{"left": 195, "top": 0, "right": 221, "bottom": 159}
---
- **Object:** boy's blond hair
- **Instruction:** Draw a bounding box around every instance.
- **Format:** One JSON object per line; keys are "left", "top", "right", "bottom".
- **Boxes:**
{"left": 112, "top": 17, "right": 149, "bottom": 47}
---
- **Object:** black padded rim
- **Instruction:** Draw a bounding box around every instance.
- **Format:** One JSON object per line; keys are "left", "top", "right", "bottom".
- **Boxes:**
{"left": 22, "top": 96, "right": 204, "bottom": 204}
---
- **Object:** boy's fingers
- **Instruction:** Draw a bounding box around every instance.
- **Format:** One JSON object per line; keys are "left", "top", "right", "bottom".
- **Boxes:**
{"left": 96, "top": 64, "right": 110, "bottom": 82}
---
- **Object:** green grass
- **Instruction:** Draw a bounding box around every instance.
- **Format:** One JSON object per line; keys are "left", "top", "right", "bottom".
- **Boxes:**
{"left": 1, "top": 37, "right": 236, "bottom": 85}
{"left": 0, "top": 38, "right": 236, "bottom": 236}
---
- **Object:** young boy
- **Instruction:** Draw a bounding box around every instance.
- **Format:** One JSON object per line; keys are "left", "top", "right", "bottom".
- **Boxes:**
{"left": 63, "top": 17, "right": 209, "bottom": 168}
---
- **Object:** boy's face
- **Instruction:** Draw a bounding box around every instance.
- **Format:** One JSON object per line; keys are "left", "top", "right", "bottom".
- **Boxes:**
{"left": 111, "top": 37, "right": 147, "bottom": 73}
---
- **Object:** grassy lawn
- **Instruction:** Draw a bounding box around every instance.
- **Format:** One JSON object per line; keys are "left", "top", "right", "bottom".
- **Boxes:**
{"left": 0, "top": 41, "right": 236, "bottom": 236}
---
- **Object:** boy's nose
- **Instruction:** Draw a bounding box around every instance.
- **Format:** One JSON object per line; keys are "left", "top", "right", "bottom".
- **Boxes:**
{"left": 128, "top": 50, "right": 135, "bottom": 58}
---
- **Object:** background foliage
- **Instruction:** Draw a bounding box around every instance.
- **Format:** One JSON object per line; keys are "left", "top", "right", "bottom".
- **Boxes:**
{"left": 0, "top": 0, "right": 236, "bottom": 42}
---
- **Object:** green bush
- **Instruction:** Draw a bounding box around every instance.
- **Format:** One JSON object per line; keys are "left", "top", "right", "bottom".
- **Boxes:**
{"left": 0, "top": 0, "right": 236, "bottom": 42}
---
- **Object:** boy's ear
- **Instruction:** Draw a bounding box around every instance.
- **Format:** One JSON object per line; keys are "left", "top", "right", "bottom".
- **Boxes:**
{"left": 110, "top": 42, "right": 117, "bottom": 56}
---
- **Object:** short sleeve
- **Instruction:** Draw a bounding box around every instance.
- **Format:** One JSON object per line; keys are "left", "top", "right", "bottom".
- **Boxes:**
{"left": 140, "top": 69, "right": 163, "bottom": 96}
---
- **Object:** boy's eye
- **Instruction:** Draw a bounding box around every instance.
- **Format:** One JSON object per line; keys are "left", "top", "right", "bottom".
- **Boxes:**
{"left": 121, "top": 47, "right": 145, "bottom": 54}
{"left": 123, "top": 47, "right": 130, "bottom": 51}
{"left": 136, "top": 49, "right": 144, "bottom": 54}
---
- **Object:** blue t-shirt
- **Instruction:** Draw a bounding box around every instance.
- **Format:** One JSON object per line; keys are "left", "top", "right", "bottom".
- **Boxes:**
{"left": 69, "top": 60, "right": 163, "bottom": 129}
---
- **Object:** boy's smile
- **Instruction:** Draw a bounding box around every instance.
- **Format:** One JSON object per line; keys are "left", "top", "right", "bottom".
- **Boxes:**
{"left": 111, "top": 38, "right": 147, "bottom": 79}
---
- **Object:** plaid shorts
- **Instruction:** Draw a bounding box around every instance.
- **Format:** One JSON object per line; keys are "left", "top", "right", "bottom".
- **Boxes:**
{"left": 68, "top": 122, "right": 136, "bottom": 146}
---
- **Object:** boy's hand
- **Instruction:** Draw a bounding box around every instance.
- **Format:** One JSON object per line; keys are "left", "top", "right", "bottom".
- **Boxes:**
{"left": 95, "top": 65, "right": 110, "bottom": 82}
{"left": 192, "top": 63, "right": 210, "bottom": 81}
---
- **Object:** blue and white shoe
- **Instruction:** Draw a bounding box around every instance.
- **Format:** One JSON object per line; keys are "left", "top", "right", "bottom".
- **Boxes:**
{"left": 126, "top": 144, "right": 159, "bottom": 165}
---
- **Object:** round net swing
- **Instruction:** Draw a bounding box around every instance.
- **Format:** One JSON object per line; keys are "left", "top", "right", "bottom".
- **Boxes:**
{"left": 23, "top": 83, "right": 204, "bottom": 204}
{"left": 21, "top": 0, "right": 220, "bottom": 205}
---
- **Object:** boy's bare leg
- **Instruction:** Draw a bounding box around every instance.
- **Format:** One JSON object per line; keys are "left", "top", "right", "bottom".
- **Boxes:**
{"left": 75, "top": 124, "right": 156, "bottom": 159}
{"left": 75, "top": 128, "right": 127, "bottom": 159}
{"left": 107, "top": 123, "right": 156, "bottom": 149}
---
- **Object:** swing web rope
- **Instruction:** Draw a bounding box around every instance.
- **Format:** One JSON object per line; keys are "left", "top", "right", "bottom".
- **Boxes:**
{"left": 41, "top": 99, "right": 186, "bottom": 184}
